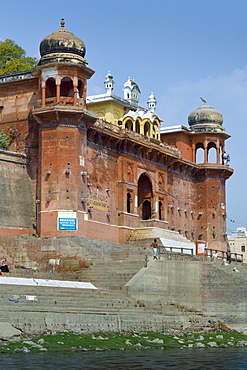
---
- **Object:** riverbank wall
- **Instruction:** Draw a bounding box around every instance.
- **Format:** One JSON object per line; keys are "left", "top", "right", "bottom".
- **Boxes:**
{"left": 125, "top": 259, "right": 247, "bottom": 325}
{"left": 0, "top": 235, "right": 246, "bottom": 333}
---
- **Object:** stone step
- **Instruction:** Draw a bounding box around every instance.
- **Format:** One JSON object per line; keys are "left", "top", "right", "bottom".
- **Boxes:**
{"left": 0, "top": 293, "right": 207, "bottom": 317}
{"left": 127, "top": 227, "right": 195, "bottom": 244}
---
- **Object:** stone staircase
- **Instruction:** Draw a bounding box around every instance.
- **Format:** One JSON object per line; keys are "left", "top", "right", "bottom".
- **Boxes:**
{"left": 73, "top": 240, "right": 149, "bottom": 290}
{"left": 0, "top": 281, "right": 220, "bottom": 334}
{"left": 0, "top": 234, "right": 237, "bottom": 334}
{"left": 126, "top": 227, "right": 196, "bottom": 253}
{"left": 0, "top": 235, "right": 151, "bottom": 290}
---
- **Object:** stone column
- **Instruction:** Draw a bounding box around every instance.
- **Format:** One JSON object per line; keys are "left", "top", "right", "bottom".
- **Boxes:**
{"left": 41, "top": 82, "right": 46, "bottom": 107}
{"left": 56, "top": 83, "right": 60, "bottom": 103}
{"left": 73, "top": 76, "right": 78, "bottom": 106}
{"left": 204, "top": 141, "right": 208, "bottom": 163}
{"left": 56, "top": 76, "right": 61, "bottom": 104}
{"left": 83, "top": 84, "right": 87, "bottom": 108}
{"left": 73, "top": 86, "right": 78, "bottom": 106}
{"left": 216, "top": 141, "right": 220, "bottom": 164}
{"left": 192, "top": 142, "right": 196, "bottom": 163}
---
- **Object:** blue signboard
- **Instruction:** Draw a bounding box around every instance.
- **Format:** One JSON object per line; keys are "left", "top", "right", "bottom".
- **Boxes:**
{"left": 58, "top": 218, "right": 77, "bottom": 230}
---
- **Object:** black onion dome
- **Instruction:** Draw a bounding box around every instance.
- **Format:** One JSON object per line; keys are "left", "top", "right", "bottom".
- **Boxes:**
{"left": 39, "top": 19, "right": 86, "bottom": 65}
{"left": 188, "top": 104, "right": 223, "bottom": 126}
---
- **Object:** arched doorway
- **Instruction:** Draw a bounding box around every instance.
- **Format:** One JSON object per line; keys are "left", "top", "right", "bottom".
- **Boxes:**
{"left": 142, "top": 200, "right": 151, "bottom": 220}
{"left": 158, "top": 200, "right": 163, "bottom": 220}
{"left": 138, "top": 173, "right": 153, "bottom": 220}
{"left": 127, "top": 192, "right": 131, "bottom": 213}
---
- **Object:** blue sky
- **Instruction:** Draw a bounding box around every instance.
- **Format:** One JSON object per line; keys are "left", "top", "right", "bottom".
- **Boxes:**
{"left": 1, "top": 0, "right": 247, "bottom": 234}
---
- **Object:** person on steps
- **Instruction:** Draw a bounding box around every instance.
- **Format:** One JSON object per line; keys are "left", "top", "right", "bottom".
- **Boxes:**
{"left": 151, "top": 239, "right": 158, "bottom": 260}
{"left": 226, "top": 250, "right": 232, "bottom": 264}
{"left": 1, "top": 258, "right": 9, "bottom": 273}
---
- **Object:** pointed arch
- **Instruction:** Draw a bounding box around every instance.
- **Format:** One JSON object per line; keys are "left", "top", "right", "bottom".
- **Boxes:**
{"left": 144, "top": 121, "right": 150, "bottom": 137}
{"left": 138, "top": 172, "right": 153, "bottom": 220}
{"left": 127, "top": 192, "right": 132, "bottom": 213}
{"left": 158, "top": 200, "right": 163, "bottom": 220}
{"left": 60, "top": 77, "right": 74, "bottom": 97}
{"left": 135, "top": 119, "right": 140, "bottom": 134}
{"left": 207, "top": 141, "right": 217, "bottom": 164}
{"left": 77, "top": 79, "right": 84, "bottom": 98}
{"left": 45, "top": 78, "right": 56, "bottom": 98}
{"left": 125, "top": 119, "right": 133, "bottom": 131}
{"left": 195, "top": 142, "right": 204, "bottom": 164}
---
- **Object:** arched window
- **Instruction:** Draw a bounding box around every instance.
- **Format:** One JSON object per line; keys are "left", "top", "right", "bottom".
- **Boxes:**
{"left": 60, "top": 77, "right": 73, "bottom": 97}
{"left": 125, "top": 119, "right": 133, "bottom": 131}
{"left": 138, "top": 173, "right": 153, "bottom": 220}
{"left": 196, "top": 142, "right": 204, "bottom": 164}
{"left": 208, "top": 142, "right": 217, "bottom": 163}
{"left": 127, "top": 192, "right": 131, "bottom": 213}
{"left": 78, "top": 79, "right": 84, "bottom": 98}
{"left": 46, "top": 78, "right": 56, "bottom": 98}
{"left": 158, "top": 201, "right": 163, "bottom": 220}
{"left": 153, "top": 123, "right": 158, "bottom": 139}
{"left": 144, "top": 122, "right": 150, "bottom": 137}
{"left": 135, "top": 119, "right": 140, "bottom": 134}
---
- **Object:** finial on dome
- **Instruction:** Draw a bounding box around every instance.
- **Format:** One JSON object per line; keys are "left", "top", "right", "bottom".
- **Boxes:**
{"left": 200, "top": 96, "right": 207, "bottom": 104}
{"left": 61, "top": 18, "right": 65, "bottom": 28}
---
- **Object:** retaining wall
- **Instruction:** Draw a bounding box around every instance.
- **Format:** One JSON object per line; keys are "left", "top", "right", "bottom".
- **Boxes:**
{"left": 0, "top": 150, "right": 35, "bottom": 233}
{"left": 125, "top": 260, "right": 247, "bottom": 325}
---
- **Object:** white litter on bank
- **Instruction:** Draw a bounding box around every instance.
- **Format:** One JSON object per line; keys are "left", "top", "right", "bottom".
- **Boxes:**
{"left": 0, "top": 277, "right": 97, "bottom": 289}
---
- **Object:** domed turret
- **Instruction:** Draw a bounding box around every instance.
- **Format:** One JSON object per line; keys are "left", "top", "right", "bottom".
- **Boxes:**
{"left": 147, "top": 92, "right": 157, "bottom": 113}
{"left": 188, "top": 98, "right": 224, "bottom": 133}
{"left": 104, "top": 71, "right": 114, "bottom": 95}
{"left": 39, "top": 19, "right": 87, "bottom": 66}
{"left": 123, "top": 77, "right": 141, "bottom": 107}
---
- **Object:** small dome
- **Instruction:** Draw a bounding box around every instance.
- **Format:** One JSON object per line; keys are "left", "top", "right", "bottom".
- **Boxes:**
{"left": 123, "top": 77, "right": 141, "bottom": 93}
{"left": 188, "top": 101, "right": 224, "bottom": 133}
{"left": 39, "top": 19, "right": 86, "bottom": 65}
{"left": 188, "top": 103, "right": 223, "bottom": 126}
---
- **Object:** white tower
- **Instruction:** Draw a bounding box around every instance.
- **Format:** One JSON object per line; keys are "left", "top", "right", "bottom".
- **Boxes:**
{"left": 123, "top": 77, "right": 141, "bottom": 107}
{"left": 104, "top": 71, "right": 114, "bottom": 95}
{"left": 147, "top": 92, "right": 157, "bottom": 113}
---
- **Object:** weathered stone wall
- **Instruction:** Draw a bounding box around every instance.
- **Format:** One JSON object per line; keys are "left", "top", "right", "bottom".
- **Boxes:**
{"left": 0, "top": 150, "right": 36, "bottom": 233}
{"left": 199, "top": 263, "right": 247, "bottom": 325}
{"left": 0, "top": 235, "right": 118, "bottom": 270}
{"left": 3, "top": 311, "right": 214, "bottom": 335}
{"left": 125, "top": 259, "right": 247, "bottom": 325}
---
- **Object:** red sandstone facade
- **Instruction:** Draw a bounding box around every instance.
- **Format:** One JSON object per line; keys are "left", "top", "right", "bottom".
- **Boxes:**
{"left": 0, "top": 21, "right": 233, "bottom": 251}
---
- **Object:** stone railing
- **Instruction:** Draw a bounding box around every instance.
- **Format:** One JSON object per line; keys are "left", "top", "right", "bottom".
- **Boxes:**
{"left": 94, "top": 119, "right": 181, "bottom": 157}
{"left": 205, "top": 248, "right": 243, "bottom": 263}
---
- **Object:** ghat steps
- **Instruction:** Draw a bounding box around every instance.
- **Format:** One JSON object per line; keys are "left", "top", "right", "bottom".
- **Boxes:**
{"left": 0, "top": 281, "right": 219, "bottom": 334}
{"left": 126, "top": 227, "right": 195, "bottom": 252}
{"left": 0, "top": 234, "right": 244, "bottom": 333}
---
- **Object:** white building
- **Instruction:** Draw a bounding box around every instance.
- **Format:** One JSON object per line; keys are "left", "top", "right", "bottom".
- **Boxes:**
{"left": 227, "top": 228, "right": 247, "bottom": 263}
